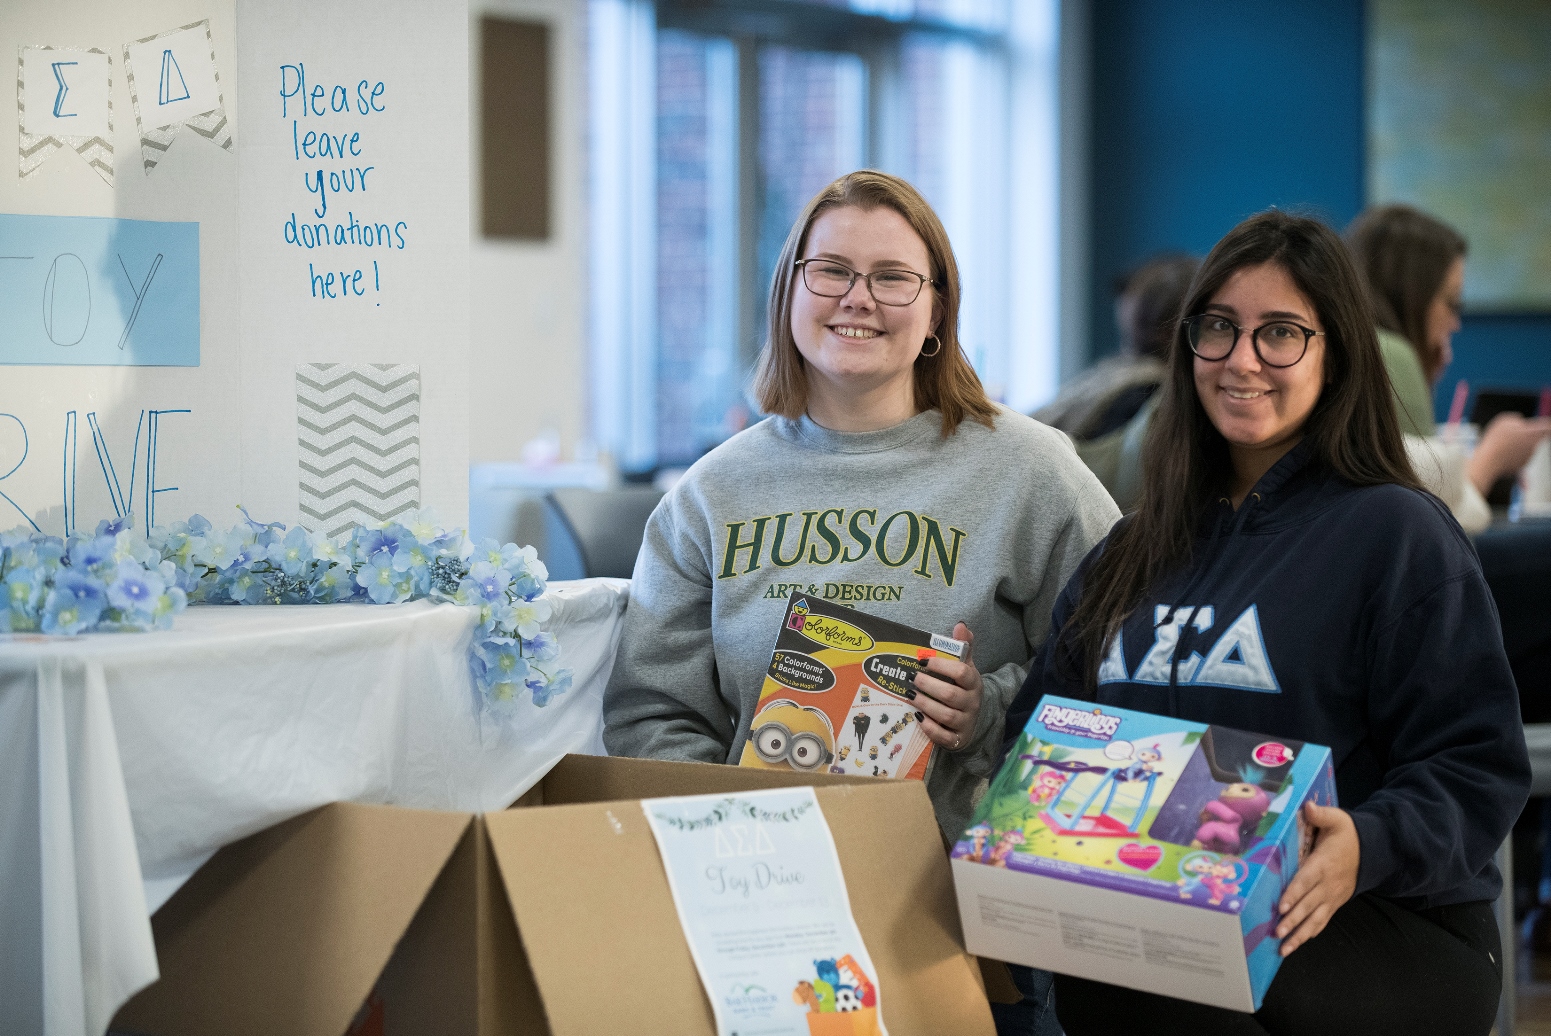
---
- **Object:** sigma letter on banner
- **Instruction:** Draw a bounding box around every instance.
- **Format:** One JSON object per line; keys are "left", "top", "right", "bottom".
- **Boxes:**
{"left": 18, "top": 46, "right": 115, "bottom": 186}
{"left": 296, "top": 363, "right": 420, "bottom": 536}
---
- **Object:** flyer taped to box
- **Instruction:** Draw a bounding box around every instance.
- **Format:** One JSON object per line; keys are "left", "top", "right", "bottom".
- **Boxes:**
{"left": 951, "top": 695, "right": 1336, "bottom": 1012}
{"left": 642, "top": 787, "right": 888, "bottom": 1036}
{"left": 741, "top": 595, "right": 965, "bottom": 780}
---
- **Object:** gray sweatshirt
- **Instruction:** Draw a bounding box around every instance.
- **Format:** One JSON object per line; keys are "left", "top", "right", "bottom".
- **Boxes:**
{"left": 603, "top": 406, "right": 1120, "bottom": 839}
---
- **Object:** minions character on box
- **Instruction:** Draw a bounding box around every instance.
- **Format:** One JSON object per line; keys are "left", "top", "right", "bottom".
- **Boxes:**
{"left": 950, "top": 695, "right": 1336, "bottom": 1013}
{"left": 745, "top": 700, "right": 836, "bottom": 772}
{"left": 741, "top": 594, "right": 963, "bottom": 779}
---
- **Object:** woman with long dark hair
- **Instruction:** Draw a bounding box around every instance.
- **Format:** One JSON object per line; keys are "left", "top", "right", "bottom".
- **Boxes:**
{"left": 1002, "top": 210, "right": 1528, "bottom": 1035}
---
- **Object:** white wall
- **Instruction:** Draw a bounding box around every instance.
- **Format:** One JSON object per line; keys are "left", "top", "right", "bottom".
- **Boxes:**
{"left": 468, "top": 0, "right": 591, "bottom": 465}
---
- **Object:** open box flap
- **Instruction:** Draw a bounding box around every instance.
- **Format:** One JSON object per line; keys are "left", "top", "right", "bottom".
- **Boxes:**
{"left": 113, "top": 802, "right": 472, "bottom": 1036}
{"left": 526, "top": 753, "right": 872, "bottom": 806}
{"left": 485, "top": 780, "right": 994, "bottom": 1036}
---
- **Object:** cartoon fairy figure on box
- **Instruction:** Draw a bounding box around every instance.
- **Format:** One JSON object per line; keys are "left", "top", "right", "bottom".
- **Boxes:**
{"left": 1177, "top": 851, "right": 1249, "bottom": 907}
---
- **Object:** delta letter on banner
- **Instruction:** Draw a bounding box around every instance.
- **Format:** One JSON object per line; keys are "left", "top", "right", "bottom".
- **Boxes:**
{"left": 122, "top": 19, "right": 232, "bottom": 174}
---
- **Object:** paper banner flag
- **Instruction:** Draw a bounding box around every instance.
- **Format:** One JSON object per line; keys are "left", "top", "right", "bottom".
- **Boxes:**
{"left": 297, "top": 364, "right": 421, "bottom": 537}
{"left": 122, "top": 20, "right": 231, "bottom": 174}
{"left": 18, "top": 46, "right": 115, "bottom": 186}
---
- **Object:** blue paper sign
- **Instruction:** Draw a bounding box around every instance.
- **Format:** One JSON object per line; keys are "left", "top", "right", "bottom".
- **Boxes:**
{"left": 0, "top": 213, "right": 199, "bottom": 366}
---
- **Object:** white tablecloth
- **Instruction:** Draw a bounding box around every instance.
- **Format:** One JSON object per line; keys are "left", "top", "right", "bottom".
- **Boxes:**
{"left": 0, "top": 578, "right": 629, "bottom": 1036}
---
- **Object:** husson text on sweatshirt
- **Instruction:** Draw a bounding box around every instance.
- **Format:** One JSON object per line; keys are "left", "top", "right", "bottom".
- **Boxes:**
{"left": 1004, "top": 441, "right": 1530, "bottom": 907}
{"left": 605, "top": 407, "right": 1119, "bottom": 840}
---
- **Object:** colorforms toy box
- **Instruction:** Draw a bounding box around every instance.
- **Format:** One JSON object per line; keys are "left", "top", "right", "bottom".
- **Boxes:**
{"left": 951, "top": 696, "right": 1336, "bottom": 1011}
{"left": 740, "top": 594, "right": 965, "bottom": 779}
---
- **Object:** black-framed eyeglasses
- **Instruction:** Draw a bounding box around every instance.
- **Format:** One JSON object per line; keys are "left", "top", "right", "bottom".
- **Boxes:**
{"left": 1183, "top": 313, "right": 1323, "bottom": 368}
{"left": 795, "top": 259, "right": 932, "bottom": 307}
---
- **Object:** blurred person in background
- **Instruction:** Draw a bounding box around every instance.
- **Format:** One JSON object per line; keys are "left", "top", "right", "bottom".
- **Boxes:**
{"left": 1347, "top": 204, "right": 1551, "bottom": 531}
{"left": 1034, "top": 254, "right": 1198, "bottom": 511}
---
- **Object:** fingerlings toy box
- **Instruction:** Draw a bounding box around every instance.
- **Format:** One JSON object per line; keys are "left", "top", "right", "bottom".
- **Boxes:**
{"left": 951, "top": 695, "right": 1337, "bottom": 1012}
{"left": 740, "top": 594, "right": 965, "bottom": 780}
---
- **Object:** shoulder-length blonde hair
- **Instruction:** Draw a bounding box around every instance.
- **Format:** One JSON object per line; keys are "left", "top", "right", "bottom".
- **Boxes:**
{"left": 752, "top": 170, "right": 998, "bottom": 435}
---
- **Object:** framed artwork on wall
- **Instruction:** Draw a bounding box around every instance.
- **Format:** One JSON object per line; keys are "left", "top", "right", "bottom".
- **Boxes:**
{"left": 1368, "top": 0, "right": 1551, "bottom": 312}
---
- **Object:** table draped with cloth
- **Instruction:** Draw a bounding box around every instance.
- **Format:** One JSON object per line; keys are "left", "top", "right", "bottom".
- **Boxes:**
{"left": 0, "top": 578, "right": 630, "bottom": 1036}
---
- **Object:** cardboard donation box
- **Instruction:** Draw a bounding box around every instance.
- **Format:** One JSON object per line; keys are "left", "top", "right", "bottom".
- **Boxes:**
{"left": 112, "top": 755, "right": 994, "bottom": 1036}
{"left": 951, "top": 696, "right": 1337, "bottom": 1012}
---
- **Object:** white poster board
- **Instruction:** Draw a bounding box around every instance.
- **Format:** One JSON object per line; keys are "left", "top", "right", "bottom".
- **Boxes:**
{"left": 0, "top": 0, "right": 468, "bottom": 539}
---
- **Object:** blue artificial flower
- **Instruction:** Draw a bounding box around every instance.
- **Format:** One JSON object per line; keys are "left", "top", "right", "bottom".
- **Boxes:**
{"left": 25, "top": 513, "right": 570, "bottom": 711}
{"left": 107, "top": 560, "right": 166, "bottom": 617}
{"left": 453, "top": 575, "right": 487, "bottom": 609}
{"left": 523, "top": 631, "right": 560, "bottom": 663}
{"left": 474, "top": 538, "right": 508, "bottom": 569}
{"left": 509, "top": 570, "right": 544, "bottom": 601}
{"left": 402, "top": 508, "right": 442, "bottom": 543}
{"left": 236, "top": 506, "right": 286, "bottom": 539}
{"left": 41, "top": 571, "right": 106, "bottom": 635}
{"left": 356, "top": 552, "right": 402, "bottom": 604}
{"left": 309, "top": 563, "right": 353, "bottom": 603}
{"left": 509, "top": 597, "right": 553, "bottom": 640}
{"left": 34, "top": 537, "right": 65, "bottom": 568}
{"left": 230, "top": 533, "right": 268, "bottom": 571}
{"left": 391, "top": 538, "right": 431, "bottom": 573}
{"left": 67, "top": 534, "right": 117, "bottom": 572}
{"left": 150, "top": 585, "right": 187, "bottom": 629}
{"left": 196, "top": 529, "right": 248, "bottom": 571}
{"left": 224, "top": 568, "right": 267, "bottom": 605}
{"left": 309, "top": 529, "right": 347, "bottom": 567}
{"left": 95, "top": 515, "right": 132, "bottom": 537}
{"left": 267, "top": 526, "right": 314, "bottom": 578}
{"left": 354, "top": 524, "right": 404, "bottom": 563}
{"left": 466, "top": 561, "right": 512, "bottom": 601}
{"left": 475, "top": 639, "right": 531, "bottom": 705}
{"left": 528, "top": 667, "right": 572, "bottom": 707}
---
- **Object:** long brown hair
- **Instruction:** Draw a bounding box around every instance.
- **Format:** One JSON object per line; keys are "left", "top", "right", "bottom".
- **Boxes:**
{"left": 1346, "top": 205, "right": 1467, "bottom": 384}
{"left": 1063, "top": 210, "right": 1422, "bottom": 691}
{"left": 753, "top": 170, "right": 998, "bottom": 434}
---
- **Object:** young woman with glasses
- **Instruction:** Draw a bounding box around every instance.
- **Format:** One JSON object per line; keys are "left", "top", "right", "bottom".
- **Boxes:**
{"left": 1001, "top": 210, "right": 1528, "bottom": 1035}
{"left": 605, "top": 170, "right": 1118, "bottom": 1036}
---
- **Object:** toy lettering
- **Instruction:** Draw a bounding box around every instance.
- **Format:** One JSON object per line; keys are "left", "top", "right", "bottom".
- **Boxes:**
{"left": 1037, "top": 704, "right": 1122, "bottom": 740}
{"left": 718, "top": 508, "right": 966, "bottom": 584}
{"left": 1, "top": 251, "right": 165, "bottom": 349}
{"left": 704, "top": 862, "right": 804, "bottom": 897}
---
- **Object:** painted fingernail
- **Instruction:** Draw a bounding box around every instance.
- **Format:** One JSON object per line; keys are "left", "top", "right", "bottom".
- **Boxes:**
{"left": 905, "top": 689, "right": 917, "bottom": 700}
{"left": 915, "top": 710, "right": 924, "bottom": 721}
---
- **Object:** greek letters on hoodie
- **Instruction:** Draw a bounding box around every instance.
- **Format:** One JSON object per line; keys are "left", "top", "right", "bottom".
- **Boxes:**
{"left": 1004, "top": 441, "right": 1530, "bottom": 908}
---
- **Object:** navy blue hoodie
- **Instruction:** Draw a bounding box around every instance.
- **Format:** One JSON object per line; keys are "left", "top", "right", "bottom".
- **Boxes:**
{"left": 1003, "top": 441, "right": 1530, "bottom": 908}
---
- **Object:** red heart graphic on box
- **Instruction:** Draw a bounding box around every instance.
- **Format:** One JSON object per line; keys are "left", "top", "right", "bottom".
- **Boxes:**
{"left": 1117, "top": 842, "right": 1163, "bottom": 871}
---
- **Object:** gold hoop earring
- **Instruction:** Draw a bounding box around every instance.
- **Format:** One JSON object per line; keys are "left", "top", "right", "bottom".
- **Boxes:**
{"left": 920, "top": 334, "right": 942, "bottom": 358}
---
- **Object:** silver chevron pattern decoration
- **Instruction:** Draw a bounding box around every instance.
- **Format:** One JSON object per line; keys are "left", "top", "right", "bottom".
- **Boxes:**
{"left": 296, "top": 363, "right": 421, "bottom": 536}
